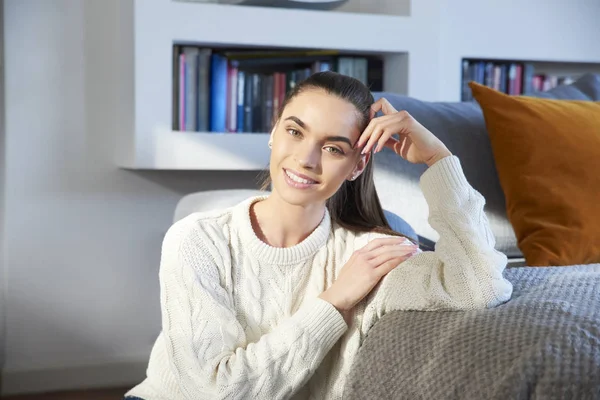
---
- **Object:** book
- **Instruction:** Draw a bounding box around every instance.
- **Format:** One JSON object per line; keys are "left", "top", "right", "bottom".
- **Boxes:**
{"left": 353, "top": 58, "right": 368, "bottom": 85}
{"left": 173, "top": 46, "right": 390, "bottom": 130}
{"left": 262, "top": 74, "right": 274, "bottom": 132}
{"left": 236, "top": 70, "right": 246, "bottom": 132}
{"left": 197, "top": 49, "right": 212, "bottom": 131}
{"left": 183, "top": 47, "right": 200, "bottom": 131}
{"left": 226, "top": 60, "right": 239, "bottom": 132}
{"left": 172, "top": 45, "right": 180, "bottom": 130}
{"left": 179, "top": 53, "right": 186, "bottom": 130}
{"left": 210, "top": 53, "right": 228, "bottom": 132}
{"left": 337, "top": 57, "right": 354, "bottom": 78}
{"left": 243, "top": 72, "right": 254, "bottom": 132}
{"left": 251, "top": 73, "right": 262, "bottom": 132}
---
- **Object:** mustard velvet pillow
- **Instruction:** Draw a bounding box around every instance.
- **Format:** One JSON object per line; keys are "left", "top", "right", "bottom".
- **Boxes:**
{"left": 469, "top": 81, "right": 600, "bottom": 266}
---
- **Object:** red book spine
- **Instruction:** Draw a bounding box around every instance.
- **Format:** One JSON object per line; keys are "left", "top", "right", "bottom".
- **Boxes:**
{"left": 515, "top": 64, "right": 523, "bottom": 95}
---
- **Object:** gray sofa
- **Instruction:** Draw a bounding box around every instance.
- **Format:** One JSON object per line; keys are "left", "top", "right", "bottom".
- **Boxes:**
{"left": 343, "top": 74, "right": 600, "bottom": 400}
{"left": 174, "top": 74, "right": 600, "bottom": 399}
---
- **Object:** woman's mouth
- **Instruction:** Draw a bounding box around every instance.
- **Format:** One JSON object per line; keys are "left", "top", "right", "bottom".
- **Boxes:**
{"left": 283, "top": 168, "right": 319, "bottom": 189}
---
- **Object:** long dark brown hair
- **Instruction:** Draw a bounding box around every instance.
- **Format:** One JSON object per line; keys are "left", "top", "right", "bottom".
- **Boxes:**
{"left": 260, "top": 71, "right": 416, "bottom": 244}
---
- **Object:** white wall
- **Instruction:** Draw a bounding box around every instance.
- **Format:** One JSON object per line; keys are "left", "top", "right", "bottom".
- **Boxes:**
{"left": 2, "top": 0, "right": 260, "bottom": 394}
{"left": 0, "top": 0, "right": 6, "bottom": 377}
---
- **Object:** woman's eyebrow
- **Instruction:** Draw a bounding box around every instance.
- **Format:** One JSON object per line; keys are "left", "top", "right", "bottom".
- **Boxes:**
{"left": 284, "top": 116, "right": 308, "bottom": 130}
{"left": 284, "top": 116, "right": 353, "bottom": 147}
{"left": 325, "top": 136, "right": 353, "bottom": 147}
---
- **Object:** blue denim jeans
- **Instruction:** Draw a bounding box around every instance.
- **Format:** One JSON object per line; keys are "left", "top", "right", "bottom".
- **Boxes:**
{"left": 123, "top": 397, "right": 145, "bottom": 400}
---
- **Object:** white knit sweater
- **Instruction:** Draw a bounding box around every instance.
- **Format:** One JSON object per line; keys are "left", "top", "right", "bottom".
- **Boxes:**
{"left": 126, "top": 155, "right": 513, "bottom": 400}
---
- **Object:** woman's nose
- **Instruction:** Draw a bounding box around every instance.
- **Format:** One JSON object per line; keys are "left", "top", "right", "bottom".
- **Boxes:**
{"left": 295, "top": 145, "right": 320, "bottom": 170}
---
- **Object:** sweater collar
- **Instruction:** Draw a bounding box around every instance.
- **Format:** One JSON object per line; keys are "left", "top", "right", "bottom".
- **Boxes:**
{"left": 233, "top": 195, "right": 331, "bottom": 265}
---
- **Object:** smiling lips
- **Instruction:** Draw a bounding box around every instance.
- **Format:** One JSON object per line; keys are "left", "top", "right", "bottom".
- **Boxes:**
{"left": 283, "top": 168, "right": 319, "bottom": 188}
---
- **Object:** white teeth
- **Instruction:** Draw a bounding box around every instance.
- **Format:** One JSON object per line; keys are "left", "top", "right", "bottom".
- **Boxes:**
{"left": 285, "top": 170, "right": 315, "bottom": 184}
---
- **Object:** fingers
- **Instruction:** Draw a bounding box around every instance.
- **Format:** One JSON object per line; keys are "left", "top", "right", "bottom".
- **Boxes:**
{"left": 356, "top": 115, "right": 381, "bottom": 149}
{"left": 369, "top": 98, "right": 384, "bottom": 119}
{"left": 386, "top": 135, "right": 410, "bottom": 158}
{"left": 374, "top": 132, "right": 396, "bottom": 153}
{"left": 362, "top": 124, "right": 385, "bottom": 155}
{"left": 369, "top": 102, "right": 379, "bottom": 120}
{"left": 357, "top": 114, "right": 396, "bottom": 154}
{"left": 358, "top": 236, "right": 409, "bottom": 253}
{"left": 363, "top": 122, "right": 398, "bottom": 154}
{"left": 400, "top": 137, "right": 413, "bottom": 159}
{"left": 383, "top": 137, "right": 400, "bottom": 153}
{"left": 359, "top": 98, "right": 397, "bottom": 148}
{"left": 369, "top": 97, "right": 397, "bottom": 117}
{"left": 355, "top": 236, "right": 419, "bottom": 277}
{"left": 357, "top": 109, "right": 410, "bottom": 155}
{"left": 369, "top": 248, "right": 418, "bottom": 276}
{"left": 366, "top": 242, "right": 418, "bottom": 261}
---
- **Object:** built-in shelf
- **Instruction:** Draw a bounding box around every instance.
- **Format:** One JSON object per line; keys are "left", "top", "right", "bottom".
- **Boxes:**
{"left": 121, "top": 131, "right": 270, "bottom": 170}
{"left": 116, "top": 0, "right": 413, "bottom": 170}
{"left": 460, "top": 58, "right": 600, "bottom": 101}
{"left": 116, "top": 0, "right": 600, "bottom": 170}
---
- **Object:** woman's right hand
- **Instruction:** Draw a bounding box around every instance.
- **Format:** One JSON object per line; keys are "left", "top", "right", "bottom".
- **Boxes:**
{"left": 319, "top": 237, "right": 420, "bottom": 312}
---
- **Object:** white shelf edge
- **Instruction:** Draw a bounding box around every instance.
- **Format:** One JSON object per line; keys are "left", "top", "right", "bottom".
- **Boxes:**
{"left": 119, "top": 130, "right": 272, "bottom": 170}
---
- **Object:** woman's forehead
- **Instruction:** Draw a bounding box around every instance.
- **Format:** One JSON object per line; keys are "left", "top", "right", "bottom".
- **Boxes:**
{"left": 283, "top": 90, "right": 361, "bottom": 137}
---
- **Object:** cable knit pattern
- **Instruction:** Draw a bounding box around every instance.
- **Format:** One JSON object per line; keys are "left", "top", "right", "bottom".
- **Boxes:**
{"left": 125, "top": 155, "right": 513, "bottom": 400}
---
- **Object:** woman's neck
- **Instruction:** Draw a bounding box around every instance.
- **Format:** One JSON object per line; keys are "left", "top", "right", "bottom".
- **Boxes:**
{"left": 251, "top": 193, "right": 326, "bottom": 248}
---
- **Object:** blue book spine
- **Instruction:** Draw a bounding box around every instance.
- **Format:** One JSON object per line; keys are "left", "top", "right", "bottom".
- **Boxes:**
{"left": 477, "top": 61, "right": 485, "bottom": 85}
{"left": 210, "top": 54, "right": 228, "bottom": 132}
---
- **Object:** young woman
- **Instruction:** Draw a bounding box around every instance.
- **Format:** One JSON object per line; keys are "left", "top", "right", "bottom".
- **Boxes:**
{"left": 124, "top": 71, "right": 513, "bottom": 400}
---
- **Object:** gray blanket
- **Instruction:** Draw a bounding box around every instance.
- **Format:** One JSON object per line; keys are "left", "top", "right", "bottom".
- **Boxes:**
{"left": 344, "top": 265, "right": 600, "bottom": 400}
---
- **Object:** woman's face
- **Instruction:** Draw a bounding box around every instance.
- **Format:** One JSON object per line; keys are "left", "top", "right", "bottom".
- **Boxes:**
{"left": 269, "top": 89, "right": 368, "bottom": 207}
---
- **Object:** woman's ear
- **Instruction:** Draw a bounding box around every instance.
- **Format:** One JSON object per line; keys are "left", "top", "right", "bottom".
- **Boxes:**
{"left": 348, "top": 152, "right": 371, "bottom": 181}
{"left": 269, "top": 122, "right": 279, "bottom": 146}
{"left": 268, "top": 126, "right": 276, "bottom": 148}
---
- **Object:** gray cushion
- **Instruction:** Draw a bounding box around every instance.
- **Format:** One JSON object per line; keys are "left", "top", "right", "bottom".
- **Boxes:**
{"left": 174, "top": 189, "right": 267, "bottom": 222}
{"left": 533, "top": 73, "right": 600, "bottom": 100}
{"left": 371, "top": 73, "right": 600, "bottom": 259}
{"left": 383, "top": 209, "right": 417, "bottom": 242}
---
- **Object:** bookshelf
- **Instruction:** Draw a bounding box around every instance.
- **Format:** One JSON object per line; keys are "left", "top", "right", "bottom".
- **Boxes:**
{"left": 461, "top": 58, "right": 600, "bottom": 101}
{"left": 116, "top": 0, "right": 414, "bottom": 170}
{"left": 116, "top": 0, "right": 600, "bottom": 170}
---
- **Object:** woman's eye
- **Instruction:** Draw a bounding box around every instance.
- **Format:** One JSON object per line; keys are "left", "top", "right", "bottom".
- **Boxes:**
{"left": 287, "top": 128, "right": 301, "bottom": 138}
{"left": 325, "top": 147, "right": 343, "bottom": 155}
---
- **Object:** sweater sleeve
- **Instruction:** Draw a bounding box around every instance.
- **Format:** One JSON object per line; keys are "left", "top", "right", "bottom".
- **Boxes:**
{"left": 159, "top": 220, "right": 348, "bottom": 400}
{"left": 360, "top": 155, "right": 513, "bottom": 335}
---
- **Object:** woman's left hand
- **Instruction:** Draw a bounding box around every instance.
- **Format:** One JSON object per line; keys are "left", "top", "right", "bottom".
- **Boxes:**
{"left": 356, "top": 97, "right": 452, "bottom": 167}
